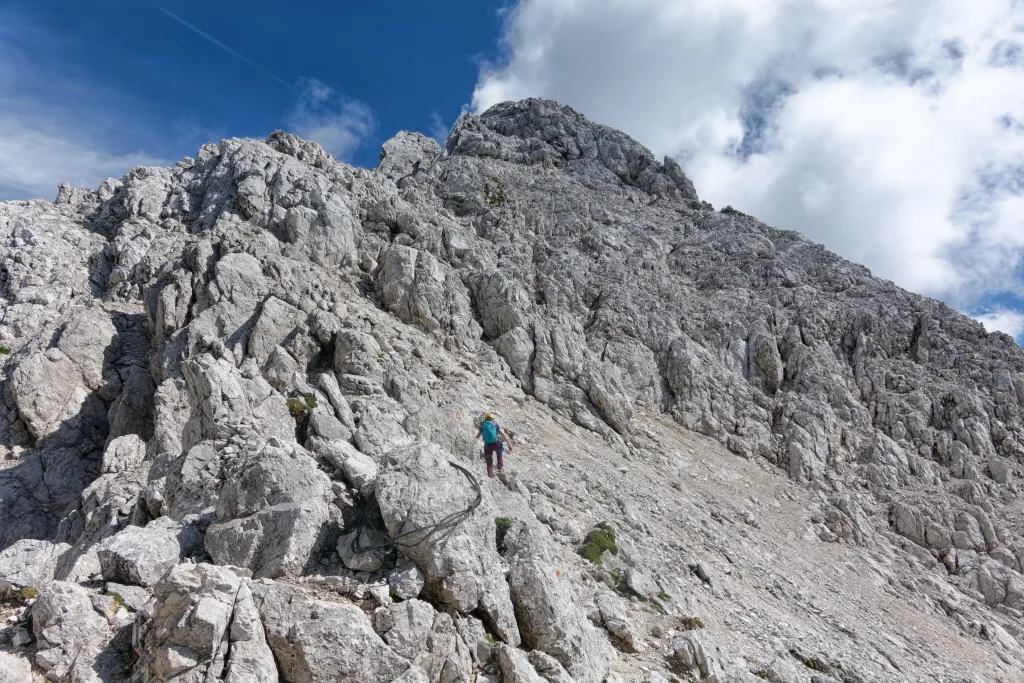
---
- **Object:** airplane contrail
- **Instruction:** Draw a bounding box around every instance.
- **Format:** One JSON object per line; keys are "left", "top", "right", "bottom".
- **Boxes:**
{"left": 153, "top": 4, "right": 292, "bottom": 89}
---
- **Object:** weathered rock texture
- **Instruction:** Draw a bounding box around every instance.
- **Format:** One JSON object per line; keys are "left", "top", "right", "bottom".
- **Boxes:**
{"left": 0, "top": 98, "right": 1021, "bottom": 681}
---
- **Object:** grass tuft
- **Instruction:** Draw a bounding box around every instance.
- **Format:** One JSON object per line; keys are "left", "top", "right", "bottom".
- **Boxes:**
{"left": 1, "top": 586, "right": 38, "bottom": 608}
{"left": 581, "top": 522, "right": 618, "bottom": 565}
{"left": 495, "top": 517, "right": 513, "bottom": 550}
{"left": 287, "top": 397, "right": 307, "bottom": 418}
{"left": 105, "top": 590, "right": 132, "bottom": 613}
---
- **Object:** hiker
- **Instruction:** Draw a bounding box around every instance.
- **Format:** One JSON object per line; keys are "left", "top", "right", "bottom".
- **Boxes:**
{"left": 476, "top": 413, "right": 513, "bottom": 478}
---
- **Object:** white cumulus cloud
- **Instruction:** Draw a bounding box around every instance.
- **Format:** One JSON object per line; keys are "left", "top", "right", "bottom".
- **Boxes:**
{"left": 0, "top": 12, "right": 165, "bottom": 200}
{"left": 474, "top": 0, "right": 1024, "bottom": 316}
{"left": 286, "top": 79, "right": 376, "bottom": 161}
{"left": 975, "top": 308, "right": 1024, "bottom": 339}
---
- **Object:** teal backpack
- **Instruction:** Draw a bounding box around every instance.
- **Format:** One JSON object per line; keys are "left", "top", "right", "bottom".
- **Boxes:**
{"left": 481, "top": 419, "right": 499, "bottom": 444}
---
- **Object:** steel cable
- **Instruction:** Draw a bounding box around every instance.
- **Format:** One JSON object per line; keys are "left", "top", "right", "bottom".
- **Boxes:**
{"left": 348, "top": 460, "right": 482, "bottom": 556}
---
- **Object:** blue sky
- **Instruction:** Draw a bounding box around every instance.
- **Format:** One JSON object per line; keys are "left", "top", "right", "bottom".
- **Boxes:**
{"left": 0, "top": 0, "right": 505, "bottom": 196}
{"left": 1, "top": 0, "right": 1022, "bottom": 343}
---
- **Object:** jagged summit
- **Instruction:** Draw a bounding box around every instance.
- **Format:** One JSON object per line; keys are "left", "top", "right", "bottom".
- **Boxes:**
{"left": 0, "top": 99, "right": 1021, "bottom": 682}
{"left": 447, "top": 98, "right": 699, "bottom": 202}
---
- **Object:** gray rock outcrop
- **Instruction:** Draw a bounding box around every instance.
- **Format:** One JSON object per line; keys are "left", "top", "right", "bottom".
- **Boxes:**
{"left": 0, "top": 96, "right": 1021, "bottom": 681}
{"left": 375, "top": 443, "right": 521, "bottom": 646}
{"left": 136, "top": 562, "right": 278, "bottom": 683}
{"left": 204, "top": 440, "right": 332, "bottom": 578}
{"left": 253, "top": 581, "right": 410, "bottom": 682}
{"left": 504, "top": 522, "right": 610, "bottom": 682}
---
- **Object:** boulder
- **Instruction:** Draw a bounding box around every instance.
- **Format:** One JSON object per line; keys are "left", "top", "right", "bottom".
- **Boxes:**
{"left": 377, "top": 130, "right": 441, "bottom": 180}
{"left": 0, "top": 539, "right": 70, "bottom": 587}
{"left": 225, "top": 582, "right": 279, "bottom": 683}
{"left": 375, "top": 598, "right": 436, "bottom": 660}
{"left": 103, "top": 582, "right": 152, "bottom": 613}
{"left": 312, "top": 438, "right": 378, "bottom": 489}
{"left": 100, "top": 434, "right": 147, "bottom": 474}
{"left": 253, "top": 581, "right": 410, "bottom": 682}
{"left": 595, "top": 592, "right": 641, "bottom": 652}
{"left": 0, "top": 652, "right": 32, "bottom": 683}
{"left": 96, "top": 521, "right": 189, "bottom": 587}
{"left": 205, "top": 440, "right": 332, "bottom": 578}
{"left": 374, "top": 443, "right": 520, "bottom": 645}
{"left": 496, "top": 644, "right": 547, "bottom": 683}
{"left": 10, "top": 348, "right": 106, "bottom": 446}
{"left": 335, "top": 329, "right": 384, "bottom": 382}
{"left": 337, "top": 528, "right": 386, "bottom": 573}
{"left": 139, "top": 563, "right": 277, "bottom": 683}
{"left": 528, "top": 650, "right": 577, "bottom": 683}
{"left": 669, "top": 631, "right": 725, "bottom": 681}
{"left": 33, "top": 581, "right": 114, "bottom": 683}
{"left": 504, "top": 522, "right": 610, "bottom": 682}
{"left": 388, "top": 562, "right": 426, "bottom": 600}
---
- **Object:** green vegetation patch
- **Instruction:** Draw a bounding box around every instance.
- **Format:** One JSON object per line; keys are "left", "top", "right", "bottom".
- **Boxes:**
{"left": 287, "top": 394, "right": 318, "bottom": 419}
{"left": 483, "top": 177, "right": 507, "bottom": 208}
{"left": 581, "top": 522, "right": 618, "bottom": 565}
{"left": 658, "top": 590, "right": 671, "bottom": 602}
{"left": 105, "top": 590, "right": 132, "bottom": 613}
{"left": 495, "top": 517, "right": 513, "bottom": 550}
{"left": 0, "top": 347, "right": 10, "bottom": 355}
{"left": 1, "top": 586, "right": 38, "bottom": 608}
{"left": 287, "top": 397, "right": 307, "bottom": 418}
{"left": 790, "top": 649, "right": 828, "bottom": 672}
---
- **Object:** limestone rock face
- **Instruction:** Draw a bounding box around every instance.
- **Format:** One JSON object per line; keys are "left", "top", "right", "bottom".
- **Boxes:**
{"left": 204, "top": 441, "right": 332, "bottom": 578}
{"left": 0, "top": 98, "right": 1021, "bottom": 681}
{"left": 137, "top": 563, "right": 278, "bottom": 683}
{"left": 253, "top": 581, "right": 410, "bottom": 683}
{"left": 33, "top": 581, "right": 118, "bottom": 683}
{"left": 0, "top": 539, "right": 70, "bottom": 587}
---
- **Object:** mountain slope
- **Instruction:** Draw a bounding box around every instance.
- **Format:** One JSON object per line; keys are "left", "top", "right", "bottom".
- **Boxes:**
{"left": 0, "top": 98, "right": 1021, "bottom": 682}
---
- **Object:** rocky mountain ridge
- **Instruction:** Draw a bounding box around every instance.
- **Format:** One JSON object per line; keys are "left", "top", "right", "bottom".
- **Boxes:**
{"left": 0, "top": 97, "right": 1021, "bottom": 682}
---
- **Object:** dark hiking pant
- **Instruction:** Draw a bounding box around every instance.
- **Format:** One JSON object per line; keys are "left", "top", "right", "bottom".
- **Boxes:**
{"left": 484, "top": 441, "right": 504, "bottom": 478}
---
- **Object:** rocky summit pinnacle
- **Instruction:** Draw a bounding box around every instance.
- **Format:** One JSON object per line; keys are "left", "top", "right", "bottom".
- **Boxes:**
{"left": 0, "top": 97, "right": 1021, "bottom": 682}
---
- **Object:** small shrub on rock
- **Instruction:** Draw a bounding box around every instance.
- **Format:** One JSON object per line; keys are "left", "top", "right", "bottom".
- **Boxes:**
{"left": 106, "top": 591, "right": 131, "bottom": 613}
{"left": 483, "top": 177, "right": 507, "bottom": 208}
{"left": 287, "top": 397, "right": 307, "bottom": 418}
{"left": 581, "top": 522, "right": 618, "bottom": 564}
{"left": 1, "top": 586, "right": 38, "bottom": 608}
{"left": 495, "top": 517, "right": 513, "bottom": 550}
